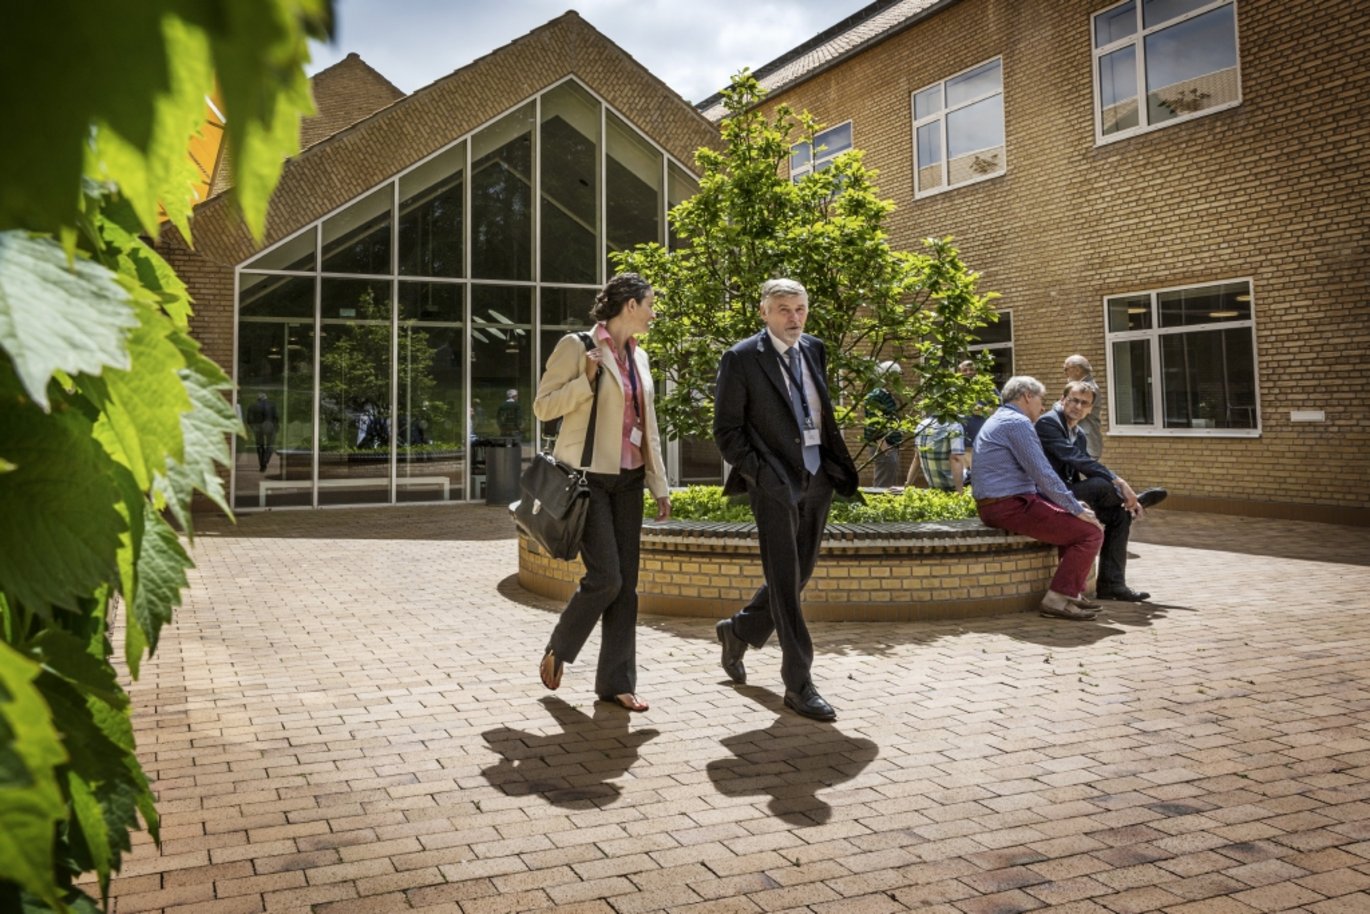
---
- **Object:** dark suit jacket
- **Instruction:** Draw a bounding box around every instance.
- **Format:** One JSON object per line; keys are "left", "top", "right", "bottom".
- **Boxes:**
{"left": 714, "top": 330, "right": 860, "bottom": 503}
{"left": 1035, "top": 405, "right": 1115, "bottom": 486}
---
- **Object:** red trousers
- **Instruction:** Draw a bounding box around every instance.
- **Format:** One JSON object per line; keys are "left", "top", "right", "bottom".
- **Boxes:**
{"left": 978, "top": 494, "right": 1103, "bottom": 597}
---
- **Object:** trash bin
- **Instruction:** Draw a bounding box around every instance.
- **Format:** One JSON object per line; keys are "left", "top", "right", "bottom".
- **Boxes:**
{"left": 482, "top": 437, "right": 522, "bottom": 506}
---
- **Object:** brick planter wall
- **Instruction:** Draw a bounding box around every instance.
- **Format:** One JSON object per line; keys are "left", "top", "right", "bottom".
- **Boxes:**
{"left": 518, "top": 519, "right": 1057, "bottom": 622}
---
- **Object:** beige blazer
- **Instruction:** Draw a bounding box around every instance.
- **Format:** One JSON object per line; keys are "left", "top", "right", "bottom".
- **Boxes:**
{"left": 533, "top": 331, "right": 669, "bottom": 498}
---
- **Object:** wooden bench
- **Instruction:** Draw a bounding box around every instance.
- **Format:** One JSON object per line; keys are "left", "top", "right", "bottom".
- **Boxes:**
{"left": 258, "top": 476, "right": 451, "bottom": 506}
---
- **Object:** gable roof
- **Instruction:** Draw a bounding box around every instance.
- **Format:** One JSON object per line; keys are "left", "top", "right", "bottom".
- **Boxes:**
{"left": 186, "top": 11, "right": 717, "bottom": 266}
{"left": 697, "top": 0, "right": 954, "bottom": 121}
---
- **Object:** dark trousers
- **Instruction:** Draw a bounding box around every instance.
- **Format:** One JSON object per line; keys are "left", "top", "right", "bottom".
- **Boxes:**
{"left": 1071, "top": 476, "right": 1133, "bottom": 591}
{"left": 547, "top": 466, "right": 645, "bottom": 698}
{"left": 732, "top": 470, "right": 835, "bottom": 692}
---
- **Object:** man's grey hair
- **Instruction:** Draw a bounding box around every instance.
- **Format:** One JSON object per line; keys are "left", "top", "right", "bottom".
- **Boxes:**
{"left": 1064, "top": 354, "right": 1092, "bottom": 373}
{"left": 1001, "top": 375, "right": 1046, "bottom": 403}
{"left": 759, "top": 278, "right": 807, "bottom": 305}
{"left": 1062, "top": 380, "right": 1100, "bottom": 402}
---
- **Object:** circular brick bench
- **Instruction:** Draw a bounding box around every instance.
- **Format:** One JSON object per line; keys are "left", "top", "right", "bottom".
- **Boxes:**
{"left": 517, "top": 518, "right": 1057, "bottom": 622}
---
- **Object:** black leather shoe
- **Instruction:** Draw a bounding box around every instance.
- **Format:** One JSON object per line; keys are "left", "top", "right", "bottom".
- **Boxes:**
{"left": 1137, "top": 488, "right": 1168, "bottom": 509}
{"left": 784, "top": 684, "right": 836, "bottom": 721}
{"left": 1099, "top": 585, "right": 1150, "bottom": 602}
{"left": 715, "top": 619, "right": 747, "bottom": 684}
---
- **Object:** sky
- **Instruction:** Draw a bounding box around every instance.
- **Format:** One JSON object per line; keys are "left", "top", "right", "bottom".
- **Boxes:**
{"left": 307, "top": 0, "right": 877, "bottom": 105}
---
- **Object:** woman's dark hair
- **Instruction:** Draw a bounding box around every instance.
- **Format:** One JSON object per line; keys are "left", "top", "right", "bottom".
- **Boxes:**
{"left": 589, "top": 273, "right": 652, "bottom": 322}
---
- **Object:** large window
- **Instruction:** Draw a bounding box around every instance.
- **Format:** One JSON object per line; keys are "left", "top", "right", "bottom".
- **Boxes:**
{"left": 969, "top": 309, "right": 1013, "bottom": 389}
{"left": 1105, "top": 279, "right": 1258, "bottom": 435}
{"left": 912, "top": 58, "right": 1004, "bottom": 197}
{"left": 1093, "top": 0, "right": 1240, "bottom": 142}
{"left": 234, "top": 78, "right": 695, "bottom": 509}
{"left": 789, "top": 122, "right": 853, "bottom": 182}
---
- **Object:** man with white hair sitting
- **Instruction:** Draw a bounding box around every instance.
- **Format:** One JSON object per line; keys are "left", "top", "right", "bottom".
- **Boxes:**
{"left": 972, "top": 376, "right": 1105, "bottom": 621}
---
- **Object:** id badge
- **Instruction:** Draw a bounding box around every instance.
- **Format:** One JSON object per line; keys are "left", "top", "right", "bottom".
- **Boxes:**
{"left": 630, "top": 426, "right": 644, "bottom": 447}
{"left": 803, "top": 427, "right": 822, "bottom": 447}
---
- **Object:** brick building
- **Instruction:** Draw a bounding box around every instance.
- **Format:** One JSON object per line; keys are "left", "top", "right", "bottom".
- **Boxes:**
{"left": 708, "top": 0, "right": 1368, "bottom": 523}
{"left": 166, "top": 2, "right": 1367, "bottom": 522}
{"left": 162, "top": 13, "right": 716, "bottom": 511}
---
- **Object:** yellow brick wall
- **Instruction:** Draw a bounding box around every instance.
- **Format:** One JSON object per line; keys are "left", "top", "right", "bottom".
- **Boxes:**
{"left": 763, "top": 0, "right": 1370, "bottom": 519}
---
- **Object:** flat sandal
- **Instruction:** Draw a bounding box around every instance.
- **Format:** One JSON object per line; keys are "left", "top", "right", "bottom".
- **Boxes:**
{"left": 539, "top": 649, "right": 563, "bottom": 690}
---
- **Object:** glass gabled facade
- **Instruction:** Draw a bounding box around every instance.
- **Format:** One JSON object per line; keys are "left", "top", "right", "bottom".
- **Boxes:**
{"left": 234, "top": 78, "right": 698, "bottom": 509}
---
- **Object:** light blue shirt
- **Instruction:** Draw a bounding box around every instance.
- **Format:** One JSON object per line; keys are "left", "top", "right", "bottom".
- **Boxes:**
{"left": 971, "top": 403, "right": 1085, "bottom": 514}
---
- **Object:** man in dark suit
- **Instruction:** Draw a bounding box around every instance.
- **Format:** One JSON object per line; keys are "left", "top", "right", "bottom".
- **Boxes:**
{"left": 1036, "top": 380, "right": 1167, "bottom": 602}
{"left": 712, "top": 279, "right": 861, "bottom": 721}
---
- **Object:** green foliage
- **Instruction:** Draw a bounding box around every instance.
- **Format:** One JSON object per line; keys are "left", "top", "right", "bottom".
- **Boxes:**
{"left": 0, "top": 2, "right": 330, "bottom": 910}
{"left": 646, "top": 485, "right": 975, "bottom": 523}
{"left": 616, "top": 71, "right": 1001, "bottom": 465}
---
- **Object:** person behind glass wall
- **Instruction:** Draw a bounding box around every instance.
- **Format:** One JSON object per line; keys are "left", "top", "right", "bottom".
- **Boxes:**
{"left": 246, "top": 392, "right": 279, "bottom": 472}
{"left": 533, "top": 273, "right": 671, "bottom": 713}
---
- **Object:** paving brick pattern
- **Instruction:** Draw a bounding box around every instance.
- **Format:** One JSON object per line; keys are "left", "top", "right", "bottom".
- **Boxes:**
{"left": 100, "top": 506, "right": 1370, "bottom": 913}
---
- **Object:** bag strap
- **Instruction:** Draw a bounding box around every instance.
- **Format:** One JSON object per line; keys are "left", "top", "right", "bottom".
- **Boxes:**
{"left": 577, "top": 331, "right": 600, "bottom": 468}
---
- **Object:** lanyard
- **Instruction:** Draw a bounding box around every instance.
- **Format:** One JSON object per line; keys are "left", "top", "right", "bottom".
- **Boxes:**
{"left": 616, "top": 344, "right": 642, "bottom": 423}
{"left": 778, "top": 346, "right": 814, "bottom": 425}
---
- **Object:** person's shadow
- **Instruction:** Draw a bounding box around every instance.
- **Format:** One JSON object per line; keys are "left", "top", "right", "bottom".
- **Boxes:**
{"left": 480, "top": 697, "right": 658, "bottom": 806}
{"left": 705, "top": 686, "right": 879, "bottom": 826}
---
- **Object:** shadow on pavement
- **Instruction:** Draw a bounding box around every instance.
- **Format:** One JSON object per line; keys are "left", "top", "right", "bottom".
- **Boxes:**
{"left": 193, "top": 503, "right": 516, "bottom": 541}
{"left": 479, "top": 697, "right": 658, "bottom": 807}
{"left": 1131, "top": 510, "right": 1370, "bottom": 566}
{"left": 705, "top": 685, "right": 879, "bottom": 826}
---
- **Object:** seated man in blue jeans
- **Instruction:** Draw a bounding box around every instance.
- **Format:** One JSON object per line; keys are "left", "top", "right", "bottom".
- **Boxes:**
{"left": 1035, "top": 380, "right": 1167, "bottom": 602}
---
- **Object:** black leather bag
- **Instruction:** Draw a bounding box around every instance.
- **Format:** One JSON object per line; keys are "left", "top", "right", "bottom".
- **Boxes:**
{"left": 512, "top": 333, "right": 600, "bottom": 560}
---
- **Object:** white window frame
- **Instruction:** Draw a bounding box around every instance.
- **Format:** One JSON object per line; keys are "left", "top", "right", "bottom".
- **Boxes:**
{"left": 1103, "top": 277, "right": 1260, "bottom": 438}
{"left": 969, "top": 308, "right": 1014, "bottom": 386}
{"left": 789, "top": 121, "right": 853, "bottom": 182}
{"left": 1091, "top": 0, "right": 1242, "bottom": 146}
{"left": 911, "top": 56, "right": 1005, "bottom": 199}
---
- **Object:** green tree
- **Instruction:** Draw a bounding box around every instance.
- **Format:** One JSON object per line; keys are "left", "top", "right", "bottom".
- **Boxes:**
{"left": 0, "top": 2, "right": 330, "bottom": 910}
{"left": 616, "top": 72, "right": 1000, "bottom": 461}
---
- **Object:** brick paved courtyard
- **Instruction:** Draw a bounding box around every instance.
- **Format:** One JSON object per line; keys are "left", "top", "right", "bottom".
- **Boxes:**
{"left": 102, "top": 506, "right": 1370, "bottom": 913}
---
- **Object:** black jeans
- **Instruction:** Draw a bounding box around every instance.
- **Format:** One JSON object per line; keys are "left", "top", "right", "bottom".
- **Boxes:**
{"left": 547, "top": 466, "right": 646, "bottom": 698}
{"left": 1071, "top": 476, "right": 1132, "bottom": 590}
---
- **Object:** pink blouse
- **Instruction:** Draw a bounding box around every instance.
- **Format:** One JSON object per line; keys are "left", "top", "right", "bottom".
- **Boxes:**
{"left": 594, "top": 322, "right": 644, "bottom": 470}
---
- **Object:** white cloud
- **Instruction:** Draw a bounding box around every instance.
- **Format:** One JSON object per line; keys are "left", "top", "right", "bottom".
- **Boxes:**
{"left": 309, "top": 0, "right": 871, "bottom": 104}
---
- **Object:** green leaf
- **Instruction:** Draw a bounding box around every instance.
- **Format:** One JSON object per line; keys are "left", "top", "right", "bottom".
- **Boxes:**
{"left": 95, "top": 203, "right": 193, "bottom": 329}
{"left": 157, "top": 333, "right": 239, "bottom": 534}
{"left": 111, "top": 464, "right": 149, "bottom": 679}
{"left": 0, "top": 643, "right": 68, "bottom": 911}
{"left": 0, "top": 458, "right": 13, "bottom": 473}
{"left": 130, "top": 507, "right": 192, "bottom": 660}
{"left": 0, "top": 372, "right": 125, "bottom": 612}
{"left": 30, "top": 630, "right": 127, "bottom": 711}
{"left": 86, "top": 302, "right": 191, "bottom": 490}
{"left": 0, "top": 233, "right": 137, "bottom": 411}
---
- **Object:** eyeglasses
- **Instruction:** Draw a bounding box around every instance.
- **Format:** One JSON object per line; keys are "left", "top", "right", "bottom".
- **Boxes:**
{"left": 1064, "top": 397, "right": 1093, "bottom": 407}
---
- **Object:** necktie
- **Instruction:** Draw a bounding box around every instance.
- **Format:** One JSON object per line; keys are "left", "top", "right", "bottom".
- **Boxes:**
{"left": 787, "top": 346, "right": 822, "bottom": 474}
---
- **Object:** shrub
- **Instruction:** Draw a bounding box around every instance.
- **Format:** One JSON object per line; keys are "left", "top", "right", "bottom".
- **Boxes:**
{"left": 645, "top": 485, "right": 975, "bottom": 523}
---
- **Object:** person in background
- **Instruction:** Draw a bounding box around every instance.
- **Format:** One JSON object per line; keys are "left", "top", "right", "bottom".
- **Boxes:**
{"left": 246, "top": 392, "right": 279, "bottom": 472}
{"left": 911, "top": 414, "right": 966, "bottom": 493}
{"left": 863, "top": 360, "right": 904, "bottom": 488}
{"left": 533, "top": 273, "right": 671, "bottom": 713}
{"left": 958, "top": 359, "right": 999, "bottom": 477}
{"left": 1063, "top": 354, "right": 1104, "bottom": 458}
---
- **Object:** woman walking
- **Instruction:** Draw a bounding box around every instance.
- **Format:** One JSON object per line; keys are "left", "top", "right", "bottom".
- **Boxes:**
{"left": 533, "top": 273, "right": 671, "bottom": 711}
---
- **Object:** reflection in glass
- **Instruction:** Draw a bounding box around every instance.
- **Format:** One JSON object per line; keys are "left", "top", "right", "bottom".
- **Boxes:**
{"left": 1145, "top": 5, "right": 1238, "bottom": 124}
{"left": 541, "top": 286, "right": 595, "bottom": 333}
{"left": 244, "top": 228, "right": 315, "bottom": 271}
{"left": 1158, "top": 281, "right": 1250, "bottom": 327}
{"left": 916, "top": 122, "right": 943, "bottom": 192}
{"left": 789, "top": 142, "right": 811, "bottom": 174}
{"left": 976, "top": 311, "right": 1012, "bottom": 346}
{"left": 1161, "top": 327, "right": 1256, "bottom": 429}
{"left": 318, "top": 279, "right": 393, "bottom": 505}
{"left": 1111, "top": 339, "right": 1153, "bottom": 425}
{"left": 471, "top": 290, "right": 534, "bottom": 497}
{"left": 946, "top": 60, "right": 1001, "bottom": 107}
{"left": 399, "top": 141, "right": 464, "bottom": 278}
{"left": 1099, "top": 47, "right": 1139, "bottom": 135}
{"left": 397, "top": 282, "right": 464, "bottom": 502}
{"left": 1094, "top": 1, "right": 1137, "bottom": 46}
{"left": 322, "top": 186, "right": 392, "bottom": 275}
{"left": 1107, "top": 293, "right": 1152, "bottom": 332}
{"left": 680, "top": 436, "right": 723, "bottom": 485}
{"left": 667, "top": 162, "right": 698, "bottom": 251}
{"left": 240, "top": 273, "right": 314, "bottom": 319}
{"left": 813, "top": 123, "right": 852, "bottom": 167}
{"left": 236, "top": 320, "right": 316, "bottom": 509}
{"left": 606, "top": 111, "right": 662, "bottom": 275}
{"left": 472, "top": 103, "right": 535, "bottom": 281}
{"left": 1143, "top": 0, "right": 1211, "bottom": 28}
{"left": 946, "top": 95, "right": 1004, "bottom": 184}
{"left": 541, "top": 83, "right": 600, "bottom": 284}
{"left": 913, "top": 85, "right": 942, "bottom": 120}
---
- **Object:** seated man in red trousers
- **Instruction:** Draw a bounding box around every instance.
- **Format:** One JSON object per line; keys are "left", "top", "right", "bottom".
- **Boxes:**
{"left": 972, "top": 376, "right": 1104, "bottom": 621}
